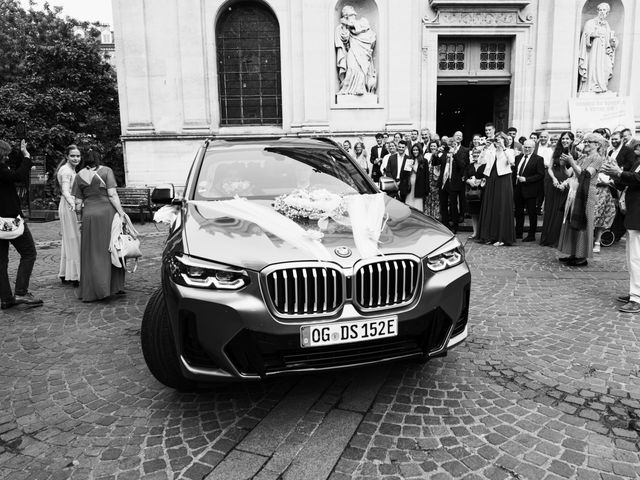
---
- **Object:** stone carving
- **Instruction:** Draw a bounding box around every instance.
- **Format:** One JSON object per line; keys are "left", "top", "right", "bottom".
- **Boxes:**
{"left": 578, "top": 2, "right": 618, "bottom": 93}
{"left": 424, "top": 11, "right": 519, "bottom": 25}
{"left": 335, "top": 5, "right": 377, "bottom": 95}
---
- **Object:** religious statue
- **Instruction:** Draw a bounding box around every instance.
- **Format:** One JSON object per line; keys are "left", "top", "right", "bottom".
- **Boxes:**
{"left": 578, "top": 2, "right": 618, "bottom": 94}
{"left": 335, "top": 6, "right": 377, "bottom": 96}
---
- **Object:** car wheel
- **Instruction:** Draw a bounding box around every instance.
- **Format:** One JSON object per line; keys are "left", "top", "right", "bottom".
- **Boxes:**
{"left": 141, "top": 288, "right": 196, "bottom": 391}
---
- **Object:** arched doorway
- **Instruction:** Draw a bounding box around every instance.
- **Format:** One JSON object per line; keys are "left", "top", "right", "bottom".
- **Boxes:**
{"left": 216, "top": 1, "right": 282, "bottom": 126}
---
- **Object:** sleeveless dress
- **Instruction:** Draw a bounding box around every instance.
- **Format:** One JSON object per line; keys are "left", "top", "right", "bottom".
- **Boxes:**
{"left": 71, "top": 166, "right": 125, "bottom": 301}
{"left": 540, "top": 162, "right": 570, "bottom": 247}
{"left": 56, "top": 164, "right": 81, "bottom": 281}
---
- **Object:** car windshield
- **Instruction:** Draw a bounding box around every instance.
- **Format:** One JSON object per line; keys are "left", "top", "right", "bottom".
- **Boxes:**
{"left": 192, "top": 144, "right": 375, "bottom": 200}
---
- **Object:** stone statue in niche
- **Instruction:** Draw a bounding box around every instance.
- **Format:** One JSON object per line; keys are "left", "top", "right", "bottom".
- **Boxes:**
{"left": 578, "top": 2, "right": 618, "bottom": 94}
{"left": 335, "top": 5, "right": 377, "bottom": 96}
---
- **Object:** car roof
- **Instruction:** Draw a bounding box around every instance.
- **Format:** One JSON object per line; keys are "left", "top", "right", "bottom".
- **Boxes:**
{"left": 206, "top": 136, "right": 341, "bottom": 150}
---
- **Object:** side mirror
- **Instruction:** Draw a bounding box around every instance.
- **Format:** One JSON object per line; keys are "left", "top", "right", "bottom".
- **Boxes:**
{"left": 151, "top": 184, "right": 175, "bottom": 205}
{"left": 378, "top": 177, "right": 398, "bottom": 194}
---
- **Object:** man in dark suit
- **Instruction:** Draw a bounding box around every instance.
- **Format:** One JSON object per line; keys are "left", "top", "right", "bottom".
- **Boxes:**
{"left": 603, "top": 144, "right": 640, "bottom": 313}
{"left": 382, "top": 141, "right": 408, "bottom": 198}
{"left": 435, "top": 144, "right": 466, "bottom": 233}
{"left": 369, "top": 133, "right": 388, "bottom": 182}
{"left": 451, "top": 132, "right": 469, "bottom": 223}
{"left": 609, "top": 131, "right": 635, "bottom": 170}
{"left": 513, "top": 140, "right": 545, "bottom": 241}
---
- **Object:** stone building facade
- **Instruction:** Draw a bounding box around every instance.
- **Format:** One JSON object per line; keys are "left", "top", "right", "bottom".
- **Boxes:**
{"left": 113, "top": 0, "right": 640, "bottom": 186}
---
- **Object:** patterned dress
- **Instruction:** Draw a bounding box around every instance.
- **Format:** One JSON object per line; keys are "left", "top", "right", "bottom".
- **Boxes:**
{"left": 593, "top": 157, "right": 617, "bottom": 229}
{"left": 557, "top": 153, "right": 604, "bottom": 258}
{"left": 425, "top": 154, "right": 440, "bottom": 218}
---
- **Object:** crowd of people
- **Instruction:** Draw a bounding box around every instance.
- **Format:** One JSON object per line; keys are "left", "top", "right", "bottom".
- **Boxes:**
{"left": 1, "top": 141, "right": 130, "bottom": 310}
{"left": 342, "top": 124, "right": 640, "bottom": 313}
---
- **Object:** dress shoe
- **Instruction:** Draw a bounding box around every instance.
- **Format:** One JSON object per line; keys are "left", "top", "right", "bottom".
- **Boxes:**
{"left": 617, "top": 294, "right": 631, "bottom": 303}
{"left": 15, "top": 292, "right": 43, "bottom": 307}
{"left": 523, "top": 236, "right": 536, "bottom": 242}
{"left": 1, "top": 298, "right": 17, "bottom": 310}
{"left": 568, "top": 258, "right": 588, "bottom": 267}
{"left": 558, "top": 256, "right": 575, "bottom": 263}
{"left": 619, "top": 301, "right": 640, "bottom": 313}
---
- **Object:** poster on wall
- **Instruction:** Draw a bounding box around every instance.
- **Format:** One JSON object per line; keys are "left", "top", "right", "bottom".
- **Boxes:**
{"left": 569, "top": 96, "right": 635, "bottom": 132}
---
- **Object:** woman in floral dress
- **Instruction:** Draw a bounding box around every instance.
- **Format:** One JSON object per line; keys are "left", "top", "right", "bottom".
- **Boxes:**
{"left": 424, "top": 140, "right": 441, "bottom": 218}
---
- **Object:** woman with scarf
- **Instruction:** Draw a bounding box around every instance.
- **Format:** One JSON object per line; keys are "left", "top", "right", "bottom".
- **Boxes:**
{"left": 557, "top": 132, "right": 606, "bottom": 266}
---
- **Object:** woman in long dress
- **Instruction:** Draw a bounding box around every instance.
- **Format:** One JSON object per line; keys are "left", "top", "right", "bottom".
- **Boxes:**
{"left": 477, "top": 132, "right": 516, "bottom": 246}
{"left": 424, "top": 140, "right": 441, "bottom": 218}
{"left": 71, "top": 152, "right": 127, "bottom": 301}
{"left": 593, "top": 155, "right": 618, "bottom": 253}
{"left": 56, "top": 145, "right": 82, "bottom": 285}
{"left": 540, "top": 132, "right": 574, "bottom": 247}
{"left": 400, "top": 144, "right": 429, "bottom": 211}
{"left": 556, "top": 133, "right": 606, "bottom": 266}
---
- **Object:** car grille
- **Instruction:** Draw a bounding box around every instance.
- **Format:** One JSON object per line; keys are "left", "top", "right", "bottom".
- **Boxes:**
{"left": 354, "top": 258, "right": 420, "bottom": 310}
{"left": 265, "top": 266, "right": 344, "bottom": 316}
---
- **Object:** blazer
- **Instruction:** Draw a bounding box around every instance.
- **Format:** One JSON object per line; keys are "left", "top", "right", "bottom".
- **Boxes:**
{"left": 513, "top": 153, "right": 545, "bottom": 199}
{"left": 479, "top": 145, "right": 515, "bottom": 177}
{"left": 383, "top": 153, "right": 407, "bottom": 181}
{"left": 370, "top": 145, "right": 388, "bottom": 179}
{"left": 0, "top": 154, "right": 32, "bottom": 217}
{"left": 399, "top": 157, "right": 429, "bottom": 200}
{"left": 610, "top": 145, "right": 635, "bottom": 170}
{"left": 433, "top": 148, "right": 467, "bottom": 192}
{"left": 615, "top": 158, "right": 640, "bottom": 230}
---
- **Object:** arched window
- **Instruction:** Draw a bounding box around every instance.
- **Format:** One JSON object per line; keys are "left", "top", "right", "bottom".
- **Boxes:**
{"left": 216, "top": 1, "right": 282, "bottom": 126}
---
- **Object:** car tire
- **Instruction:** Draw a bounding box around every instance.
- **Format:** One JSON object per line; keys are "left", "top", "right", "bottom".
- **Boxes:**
{"left": 141, "top": 288, "right": 197, "bottom": 391}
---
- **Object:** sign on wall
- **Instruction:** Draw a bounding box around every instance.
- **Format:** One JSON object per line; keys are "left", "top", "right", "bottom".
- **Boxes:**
{"left": 569, "top": 96, "right": 635, "bottom": 132}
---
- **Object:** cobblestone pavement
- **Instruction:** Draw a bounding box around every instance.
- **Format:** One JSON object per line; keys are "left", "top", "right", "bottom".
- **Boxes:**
{"left": 0, "top": 221, "right": 638, "bottom": 479}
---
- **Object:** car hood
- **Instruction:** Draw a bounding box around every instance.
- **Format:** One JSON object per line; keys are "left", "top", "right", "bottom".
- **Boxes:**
{"left": 182, "top": 197, "right": 455, "bottom": 271}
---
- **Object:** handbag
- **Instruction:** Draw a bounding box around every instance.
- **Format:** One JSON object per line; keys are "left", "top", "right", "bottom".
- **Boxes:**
{"left": 0, "top": 216, "right": 24, "bottom": 240}
{"left": 114, "top": 215, "right": 142, "bottom": 273}
{"left": 465, "top": 187, "right": 481, "bottom": 202}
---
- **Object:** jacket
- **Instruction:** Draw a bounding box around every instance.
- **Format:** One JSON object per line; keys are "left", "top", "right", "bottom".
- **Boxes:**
{"left": 615, "top": 158, "right": 640, "bottom": 231}
{"left": 513, "top": 153, "right": 545, "bottom": 199}
{"left": 0, "top": 154, "right": 32, "bottom": 217}
{"left": 479, "top": 145, "right": 515, "bottom": 177}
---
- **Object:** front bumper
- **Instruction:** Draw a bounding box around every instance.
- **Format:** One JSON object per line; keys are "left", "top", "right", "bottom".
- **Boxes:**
{"left": 163, "top": 262, "right": 471, "bottom": 381}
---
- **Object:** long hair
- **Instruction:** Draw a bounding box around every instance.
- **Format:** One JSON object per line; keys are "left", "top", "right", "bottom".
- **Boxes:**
{"left": 552, "top": 131, "right": 575, "bottom": 163}
{"left": 55, "top": 144, "right": 81, "bottom": 176}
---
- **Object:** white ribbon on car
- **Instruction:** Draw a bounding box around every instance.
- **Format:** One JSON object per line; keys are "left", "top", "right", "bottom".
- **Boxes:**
{"left": 154, "top": 194, "right": 388, "bottom": 261}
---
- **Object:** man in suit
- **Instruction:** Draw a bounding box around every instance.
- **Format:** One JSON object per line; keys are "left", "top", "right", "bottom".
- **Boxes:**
{"left": 609, "top": 131, "right": 635, "bottom": 170}
{"left": 382, "top": 141, "right": 408, "bottom": 197}
{"left": 603, "top": 144, "right": 640, "bottom": 313}
{"left": 451, "top": 132, "right": 469, "bottom": 222}
{"left": 436, "top": 144, "right": 466, "bottom": 233}
{"left": 513, "top": 140, "right": 545, "bottom": 241}
{"left": 369, "top": 133, "right": 388, "bottom": 182}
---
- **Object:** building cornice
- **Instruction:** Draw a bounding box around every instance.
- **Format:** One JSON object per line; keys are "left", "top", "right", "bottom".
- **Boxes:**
{"left": 429, "top": 0, "right": 531, "bottom": 9}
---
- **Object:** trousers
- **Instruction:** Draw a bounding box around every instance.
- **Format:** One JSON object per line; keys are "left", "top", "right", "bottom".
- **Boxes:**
{"left": 0, "top": 223, "right": 37, "bottom": 302}
{"left": 627, "top": 229, "right": 640, "bottom": 303}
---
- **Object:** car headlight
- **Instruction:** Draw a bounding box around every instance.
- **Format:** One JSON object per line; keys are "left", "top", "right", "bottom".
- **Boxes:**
{"left": 426, "top": 238, "right": 465, "bottom": 272}
{"left": 168, "top": 254, "right": 249, "bottom": 290}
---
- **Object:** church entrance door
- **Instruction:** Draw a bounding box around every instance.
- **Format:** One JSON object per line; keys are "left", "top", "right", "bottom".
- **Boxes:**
{"left": 437, "top": 84, "right": 510, "bottom": 142}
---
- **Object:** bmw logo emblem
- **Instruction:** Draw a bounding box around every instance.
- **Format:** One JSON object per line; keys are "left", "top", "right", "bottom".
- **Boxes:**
{"left": 335, "top": 246, "right": 352, "bottom": 258}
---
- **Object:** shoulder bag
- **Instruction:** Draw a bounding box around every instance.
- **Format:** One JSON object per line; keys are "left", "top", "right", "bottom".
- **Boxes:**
{"left": 0, "top": 216, "right": 24, "bottom": 240}
{"left": 114, "top": 215, "right": 142, "bottom": 273}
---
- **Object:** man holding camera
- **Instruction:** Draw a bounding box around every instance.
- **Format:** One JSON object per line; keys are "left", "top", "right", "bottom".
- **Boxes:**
{"left": 0, "top": 139, "right": 43, "bottom": 310}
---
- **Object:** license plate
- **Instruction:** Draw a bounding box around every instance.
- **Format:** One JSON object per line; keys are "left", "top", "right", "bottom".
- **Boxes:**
{"left": 300, "top": 317, "right": 398, "bottom": 348}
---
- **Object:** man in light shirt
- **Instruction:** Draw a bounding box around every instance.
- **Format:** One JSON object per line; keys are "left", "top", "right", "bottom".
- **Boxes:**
{"left": 536, "top": 130, "right": 553, "bottom": 214}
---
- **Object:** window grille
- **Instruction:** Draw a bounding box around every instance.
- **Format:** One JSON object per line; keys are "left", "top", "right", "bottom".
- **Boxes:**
{"left": 479, "top": 42, "right": 507, "bottom": 70}
{"left": 216, "top": 2, "right": 282, "bottom": 126}
{"left": 438, "top": 42, "right": 465, "bottom": 71}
